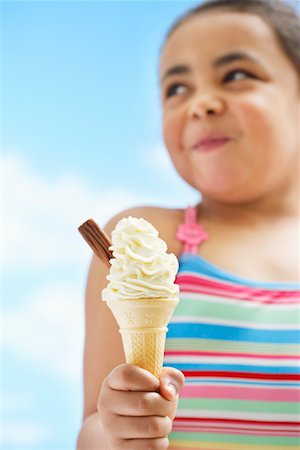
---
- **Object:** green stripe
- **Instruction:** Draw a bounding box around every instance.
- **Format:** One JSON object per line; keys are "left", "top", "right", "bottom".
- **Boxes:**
{"left": 165, "top": 338, "right": 299, "bottom": 356}
{"left": 178, "top": 398, "right": 300, "bottom": 414}
{"left": 169, "top": 431, "right": 300, "bottom": 446}
{"left": 174, "top": 296, "right": 299, "bottom": 325}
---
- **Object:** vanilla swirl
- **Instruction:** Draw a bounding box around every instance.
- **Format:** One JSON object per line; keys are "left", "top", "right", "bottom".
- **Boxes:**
{"left": 102, "top": 217, "right": 179, "bottom": 301}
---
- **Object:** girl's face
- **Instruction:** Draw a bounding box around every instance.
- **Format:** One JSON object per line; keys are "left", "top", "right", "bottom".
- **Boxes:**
{"left": 160, "top": 11, "right": 300, "bottom": 203}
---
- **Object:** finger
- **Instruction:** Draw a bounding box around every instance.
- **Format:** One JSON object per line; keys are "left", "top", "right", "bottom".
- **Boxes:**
{"left": 105, "top": 390, "right": 173, "bottom": 417}
{"left": 159, "top": 367, "right": 185, "bottom": 400}
{"left": 114, "top": 415, "right": 172, "bottom": 439}
{"left": 120, "top": 437, "right": 169, "bottom": 450}
{"left": 107, "top": 363, "right": 160, "bottom": 392}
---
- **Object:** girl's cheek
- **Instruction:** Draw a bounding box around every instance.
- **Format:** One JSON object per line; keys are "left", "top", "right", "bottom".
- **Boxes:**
{"left": 162, "top": 114, "right": 180, "bottom": 152}
{"left": 232, "top": 94, "right": 272, "bottom": 129}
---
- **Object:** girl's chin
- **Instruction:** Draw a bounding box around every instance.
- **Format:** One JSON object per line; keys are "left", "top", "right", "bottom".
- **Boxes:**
{"left": 198, "top": 186, "right": 263, "bottom": 204}
{"left": 189, "top": 177, "right": 260, "bottom": 203}
{"left": 176, "top": 163, "right": 260, "bottom": 202}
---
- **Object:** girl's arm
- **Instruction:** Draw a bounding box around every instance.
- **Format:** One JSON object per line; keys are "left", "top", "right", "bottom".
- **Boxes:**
{"left": 76, "top": 412, "right": 109, "bottom": 448}
{"left": 76, "top": 214, "right": 125, "bottom": 447}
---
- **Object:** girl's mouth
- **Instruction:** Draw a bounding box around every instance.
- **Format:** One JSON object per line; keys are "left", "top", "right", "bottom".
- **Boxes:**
{"left": 193, "top": 137, "right": 232, "bottom": 152}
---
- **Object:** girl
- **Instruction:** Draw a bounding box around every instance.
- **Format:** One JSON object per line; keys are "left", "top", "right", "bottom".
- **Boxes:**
{"left": 77, "top": 0, "right": 300, "bottom": 449}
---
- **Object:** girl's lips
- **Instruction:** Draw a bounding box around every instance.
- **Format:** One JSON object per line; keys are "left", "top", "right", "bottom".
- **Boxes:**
{"left": 193, "top": 137, "right": 232, "bottom": 152}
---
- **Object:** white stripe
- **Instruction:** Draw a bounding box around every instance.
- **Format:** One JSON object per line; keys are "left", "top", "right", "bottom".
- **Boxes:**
{"left": 183, "top": 381, "right": 300, "bottom": 389}
{"left": 183, "top": 376, "right": 299, "bottom": 385}
{"left": 174, "top": 421, "right": 299, "bottom": 431}
{"left": 170, "top": 315, "right": 300, "bottom": 330}
{"left": 166, "top": 338, "right": 299, "bottom": 350}
{"left": 179, "top": 291, "right": 300, "bottom": 310}
{"left": 177, "top": 410, "right": 300, "bottom": 421}
{"left": 164, "top": 355, "right": 300, "bottom": 367}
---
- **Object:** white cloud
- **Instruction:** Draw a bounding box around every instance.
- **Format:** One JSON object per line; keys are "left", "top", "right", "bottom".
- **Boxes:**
{"left": 3, "top": 152, "right": 146, "bottom": 270}
{"left": 4, "top": 281, "right": 85, "bottom": 380}
{"left": 143, "top": 143, "right": 179, "bottom": 180}
{"left": 4, "top": 392, "right": 36, "bottom": 415}
{"left": 3, "top": 421, "right": 52, "bottom": 447}
{"left": 142, "top": 143, "right": 199, "bottom": 203}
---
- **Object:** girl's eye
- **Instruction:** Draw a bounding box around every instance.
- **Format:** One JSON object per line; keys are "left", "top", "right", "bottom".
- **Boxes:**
{"left": 223, "top": 69, "right": 256, "bottom": 83}
{"left": 165, "top": 84, "right": 188, "bottom": 98}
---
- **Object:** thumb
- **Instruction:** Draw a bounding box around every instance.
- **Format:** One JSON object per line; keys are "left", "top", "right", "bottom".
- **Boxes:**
{"left": 159, "top": 367, "right": 185, "bottom": 400}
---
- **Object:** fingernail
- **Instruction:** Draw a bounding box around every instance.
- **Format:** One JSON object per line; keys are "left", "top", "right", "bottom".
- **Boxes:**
{"left": 167, "top": 383, "right": 177, "bottom": 396}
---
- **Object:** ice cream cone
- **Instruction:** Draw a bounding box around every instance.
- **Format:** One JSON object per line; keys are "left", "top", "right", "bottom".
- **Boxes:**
{"left": 107, "top": 297, "right": 179, "bottom": 377}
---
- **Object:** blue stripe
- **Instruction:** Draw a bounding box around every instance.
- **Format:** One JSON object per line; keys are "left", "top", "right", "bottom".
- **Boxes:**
{"left": 179, "top": 253, "right": 300, "bottom": 290}
{"left": 167, "top": 323, "right": 300, "bottom": 344}
{"left": 165, "top": 363, "right": 300, "bottom": 374}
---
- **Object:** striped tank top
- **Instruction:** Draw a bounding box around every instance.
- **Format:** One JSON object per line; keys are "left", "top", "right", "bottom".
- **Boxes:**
{"left": 163, "top": 206, "right": 300, "bottom": 450}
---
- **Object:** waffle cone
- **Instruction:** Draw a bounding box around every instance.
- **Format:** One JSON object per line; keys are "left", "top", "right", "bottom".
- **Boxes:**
{"left": 107, "top": 297, "right": 179, "bottom": 377}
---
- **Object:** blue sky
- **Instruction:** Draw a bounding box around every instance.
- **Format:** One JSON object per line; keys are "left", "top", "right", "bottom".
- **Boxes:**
{"left": 4, "top": 0, "right": 201, "bottom": 190}
{"left": 3, "top": 1, "right": 199, "bottom": 448}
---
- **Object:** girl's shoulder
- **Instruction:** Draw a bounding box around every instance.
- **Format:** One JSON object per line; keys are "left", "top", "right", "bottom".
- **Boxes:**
{"left": 104, "top": 205, "right": 184, "bottom": 257}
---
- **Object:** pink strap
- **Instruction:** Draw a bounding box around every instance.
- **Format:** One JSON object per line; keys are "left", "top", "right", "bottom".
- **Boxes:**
{"left": 176, "top": 206, "right": 209, "bottom": 254}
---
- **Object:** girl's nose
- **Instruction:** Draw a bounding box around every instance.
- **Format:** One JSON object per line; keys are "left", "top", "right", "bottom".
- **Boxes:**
{"left": 188, "top": 94, "right": 226, "bottom": 119}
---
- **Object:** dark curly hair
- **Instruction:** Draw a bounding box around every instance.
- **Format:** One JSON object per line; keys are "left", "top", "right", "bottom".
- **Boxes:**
{"left": 164, "top": 0, "right": 300, "bottom": 74}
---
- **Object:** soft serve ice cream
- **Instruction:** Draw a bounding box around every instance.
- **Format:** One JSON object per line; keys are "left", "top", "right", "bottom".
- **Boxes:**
{"left": 102, "top": 216, "right": 179, "bottom": 301}
{"left": 102, "top": 216, "right": 179, "bottom": 376}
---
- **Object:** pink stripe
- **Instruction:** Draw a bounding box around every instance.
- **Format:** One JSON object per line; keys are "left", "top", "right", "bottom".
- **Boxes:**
{"left": 174, "top": 419, "right": 299, "bottom": 431}
{"left": 181, "top": 384, "right": 300, "bottom": 402}
{"left": 176, "top": 274, "right": 300, "bottom": 303}
{"left": 177, "top": 274, "right": 300, "bottom": 297}
{"left": 164, "top": 350, "right": 300, "bottom": 360}
{"left": 179, "top": 283, "right": 260, "bottom": 300}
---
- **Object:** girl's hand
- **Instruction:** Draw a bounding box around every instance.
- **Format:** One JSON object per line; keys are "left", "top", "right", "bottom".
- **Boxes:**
{"left": 97, "top": 363, "right": 185, "bottom": 449}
